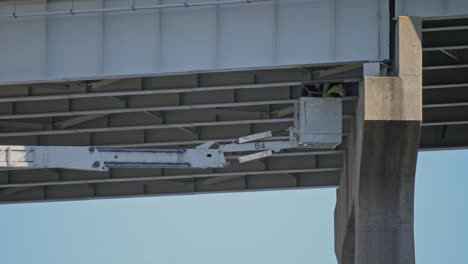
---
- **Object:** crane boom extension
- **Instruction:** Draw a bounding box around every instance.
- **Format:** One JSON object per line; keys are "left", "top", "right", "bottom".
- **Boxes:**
{"left": 0, "top": 97, "right": 342, "bottom": 171}
{"left": 0, "top": 139, "right": 303, "bottom": 171}
{"left": 0, "top": 146, "right": 227, "bottom": 171}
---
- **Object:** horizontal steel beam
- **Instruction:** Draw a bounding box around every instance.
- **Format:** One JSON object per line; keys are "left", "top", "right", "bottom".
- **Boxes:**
{"left": 423, "top": 102, "right": 468, "bottom": 108}
{"left": 423, "top": 14, "right": 468, "bottom": 21}
{"left": 423, "top": 83, "right": 468, "bottom": 89}
{"left": 0, "top": 113, "right": 354, "bottom": 137}
{"left": 0, "top": 118, "right": 294, "bottom": 137}
{"left": 0, "top": 97, "right": 358, "bottom": 120}
{"left": 0, "top": 79, "right": 359, "bottom": 103}
{"left": 423, "top": 45, "right": 468, "bottom": 51}
{"left": 422, "top": 120, "right": 468, "bottom": 126}
{"left": 423, "top": 64, "right": 468, "bottom": 70}
{"left": 0, "top": 81, "right": 302, "bottom": 103}
{"left": 0, "top": 185, "right": 341, "bottom": 204}
{"left": 0, "top": 167, "right": 341, "bottom": 188}
{"left": 0, "top": 99, "right": 294, "bottom": 120}
{"left": 419, "top": 145, "right": 468, "bottom": 151}
{"left": 422, "top": 25, "right": 468, "bottom": 32}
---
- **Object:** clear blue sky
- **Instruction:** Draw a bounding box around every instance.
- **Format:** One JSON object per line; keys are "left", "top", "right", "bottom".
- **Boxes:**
{"left": 1, "top": 150, "right": 467, "bottom": 264}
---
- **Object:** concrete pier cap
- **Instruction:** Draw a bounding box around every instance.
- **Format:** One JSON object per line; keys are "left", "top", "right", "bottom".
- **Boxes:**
{"left": 334, "top": 16, "right": 422, "bottom": 264}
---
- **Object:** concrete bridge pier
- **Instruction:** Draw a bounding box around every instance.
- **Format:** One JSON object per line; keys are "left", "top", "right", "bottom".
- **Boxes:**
{"left": 334, "top": 17, "right": 422, "bottom": 264}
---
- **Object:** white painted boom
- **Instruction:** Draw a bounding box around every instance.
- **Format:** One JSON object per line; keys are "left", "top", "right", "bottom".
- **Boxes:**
{"left": 0, "top": 97, "right": 342, "bottom": 171}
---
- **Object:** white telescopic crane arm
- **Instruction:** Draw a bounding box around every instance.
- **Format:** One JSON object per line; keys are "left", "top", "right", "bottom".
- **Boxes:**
{"left": 0, "top": 97, "right": 342, "bottom": 171}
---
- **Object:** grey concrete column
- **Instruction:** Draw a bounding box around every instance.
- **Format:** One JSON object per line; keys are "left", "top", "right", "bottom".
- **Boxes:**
{"left": 356, "top": 78, "right": 421, "bottom": 264}
{"left": 356, "top": 121, "right": 419, "bottom": 263}
{"left": 335, "top": 16, "right": 422, "bottom": 264}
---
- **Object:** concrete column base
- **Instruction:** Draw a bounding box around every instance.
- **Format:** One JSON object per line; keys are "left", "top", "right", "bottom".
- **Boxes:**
{"left": 356, "top": 121, "right": 420, "bottom": 264}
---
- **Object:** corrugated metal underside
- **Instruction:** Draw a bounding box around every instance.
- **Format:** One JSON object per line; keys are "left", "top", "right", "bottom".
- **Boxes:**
{"left": 420, "top": 15, "right": 468, "bottom": 149}
{"left": 0, "top": 66, "right": 361, "bottom": 203}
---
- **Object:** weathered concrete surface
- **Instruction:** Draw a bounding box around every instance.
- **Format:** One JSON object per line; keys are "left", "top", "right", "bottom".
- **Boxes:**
{"left": 356, "top": 120, "right": 420, "bottom": 264}
{"left": 364, "top": 77, "right": 421, "bottom": 121}
{"left": 335, "top": 16, "right": 422, "bottom": 264}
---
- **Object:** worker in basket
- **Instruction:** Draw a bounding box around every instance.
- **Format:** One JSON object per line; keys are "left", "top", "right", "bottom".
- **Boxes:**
{"left": 302, "top": 83, "right": 346, "bottom": 98}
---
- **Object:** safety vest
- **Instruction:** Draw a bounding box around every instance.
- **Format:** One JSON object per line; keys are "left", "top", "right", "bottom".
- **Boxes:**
{"left": 323, "top": 84, "right": 345, "bottom": 97}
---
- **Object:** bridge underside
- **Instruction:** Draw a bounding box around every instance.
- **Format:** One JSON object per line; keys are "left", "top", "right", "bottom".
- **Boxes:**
{"left": 0, "top": 65, "right": 360, "bottom": 203}
{"left": 0, "top": 15, "right": 466, "bottom": 207}
{"left": 421, "top": 15, "right": 468, "bottom": 149}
